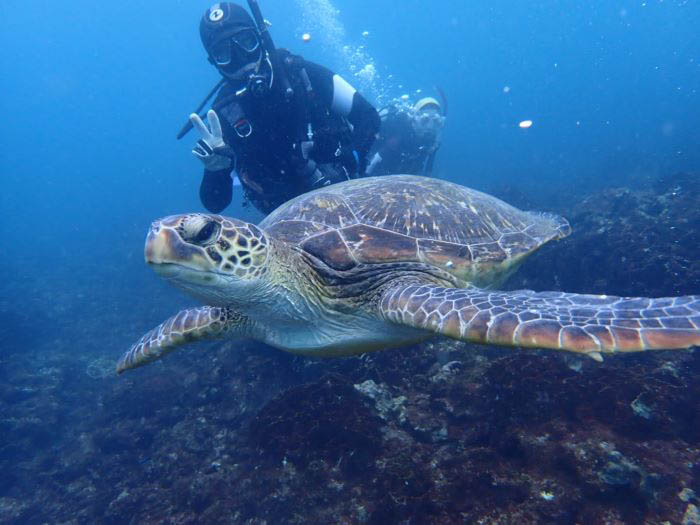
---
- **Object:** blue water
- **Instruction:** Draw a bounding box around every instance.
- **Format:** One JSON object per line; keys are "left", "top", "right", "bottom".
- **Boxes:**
{"left": 1, "top": 0, "right": 698, "bottom": 521}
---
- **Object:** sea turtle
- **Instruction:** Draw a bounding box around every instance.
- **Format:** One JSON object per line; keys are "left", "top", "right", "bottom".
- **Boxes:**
{"left": 116, "top": 175, "right": 699, "bottom": 374}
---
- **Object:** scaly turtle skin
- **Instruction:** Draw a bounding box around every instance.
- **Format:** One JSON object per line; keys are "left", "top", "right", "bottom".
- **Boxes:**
{"left": 116, "top": 175, "right": 699, "bottom": 374}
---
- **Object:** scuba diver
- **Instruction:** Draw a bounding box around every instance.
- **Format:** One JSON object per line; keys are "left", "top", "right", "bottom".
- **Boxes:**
{"left": 180, "top": 2, "right": 380, "bottom": 215}
{"left": 366, "top": 96, "right": 446, "bottom": 177}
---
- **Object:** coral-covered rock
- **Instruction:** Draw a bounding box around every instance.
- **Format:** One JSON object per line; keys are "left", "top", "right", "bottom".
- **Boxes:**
{"left": 513, "top": 171, "right": 700, "bottom": 298}
{"left": 250, "top": 374, "right": 383, "bottom": 470}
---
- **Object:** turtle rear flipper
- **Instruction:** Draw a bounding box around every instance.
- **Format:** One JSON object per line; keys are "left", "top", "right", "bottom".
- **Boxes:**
{"left": 380, "top": 284, "right": 700, "bottom": 359}
{"left": 116, "top": 307, "right": 247, "bottom": 374}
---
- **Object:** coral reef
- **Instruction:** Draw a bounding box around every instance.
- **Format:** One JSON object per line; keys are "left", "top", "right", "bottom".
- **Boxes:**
{"left": 511, "top": 171, "right": 700, "bottom": 298}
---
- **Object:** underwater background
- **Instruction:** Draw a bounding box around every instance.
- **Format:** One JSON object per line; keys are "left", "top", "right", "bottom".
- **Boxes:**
{"left": 1, "top": 0, "right": 698, "bottom": 522}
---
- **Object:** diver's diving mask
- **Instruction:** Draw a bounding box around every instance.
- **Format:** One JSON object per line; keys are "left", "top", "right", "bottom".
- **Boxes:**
{"left": 210, "top": 28, "right": 261, "bottom": 67}
{"left": 413, "top": 108, "right": 445, "bottom": 139}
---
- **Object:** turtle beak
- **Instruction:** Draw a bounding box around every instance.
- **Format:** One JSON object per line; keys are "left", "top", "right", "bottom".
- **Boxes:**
{"left": 144, "top": 219, "right": 201, "bottom": 266}
{"left": 144, "top": 216, "right": 220, "bottom": 282}
{"left": 145, "top": 222, "right": 168, "bottom": 264}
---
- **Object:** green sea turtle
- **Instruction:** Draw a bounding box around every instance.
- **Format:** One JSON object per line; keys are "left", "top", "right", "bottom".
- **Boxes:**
{"left": 116, "top": 175, "right": 699, "bottom": 374}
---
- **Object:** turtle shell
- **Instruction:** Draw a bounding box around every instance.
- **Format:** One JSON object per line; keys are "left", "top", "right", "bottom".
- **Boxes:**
{"left": 259, "top": 175, "right": 570, "bottom": 284}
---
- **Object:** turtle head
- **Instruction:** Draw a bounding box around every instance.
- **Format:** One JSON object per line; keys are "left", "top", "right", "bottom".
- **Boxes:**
{"left": 145, "top": 214, "right": 270, "bottom": 304}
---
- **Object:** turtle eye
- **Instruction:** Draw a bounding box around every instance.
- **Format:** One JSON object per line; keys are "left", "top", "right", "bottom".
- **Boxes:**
{"left": 192, "top": 221, "right": 220, "bottom": 246}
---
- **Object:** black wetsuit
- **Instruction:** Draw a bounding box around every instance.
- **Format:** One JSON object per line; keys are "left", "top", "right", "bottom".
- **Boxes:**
{"left": 369, "top": 107, "right": 439, "bottom": 177}
{"left": 200, "top": 50, "right": 380, "bottom": 214}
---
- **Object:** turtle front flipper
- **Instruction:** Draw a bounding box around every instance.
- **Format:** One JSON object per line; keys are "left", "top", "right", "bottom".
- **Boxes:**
{"left": 380, "top": 284, "right": 699, "bottom": 360}
{"left": 116, "top": 306, "right": 247, "bottom": 374}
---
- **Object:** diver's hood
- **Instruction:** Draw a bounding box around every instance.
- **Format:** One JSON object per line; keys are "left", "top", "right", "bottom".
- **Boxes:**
{"left": 200, "top": 3, "right": 257, "bottom": 56}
